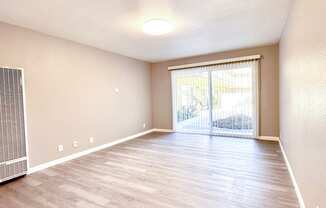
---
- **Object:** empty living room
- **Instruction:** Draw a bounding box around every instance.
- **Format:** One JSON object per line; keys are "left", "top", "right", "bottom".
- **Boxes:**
{"left": 0, "top": 0, "right": 325, "bottom": 207}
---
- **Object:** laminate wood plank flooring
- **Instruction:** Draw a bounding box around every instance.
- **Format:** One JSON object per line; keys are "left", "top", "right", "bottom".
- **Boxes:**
{"left": 0, "top": 132, "right": 299, "bottom": 208}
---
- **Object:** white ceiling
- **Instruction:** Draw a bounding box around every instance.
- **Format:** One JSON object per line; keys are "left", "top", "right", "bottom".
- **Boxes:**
{"left": 0, "top": 0, "right": 291, "bottom": 62}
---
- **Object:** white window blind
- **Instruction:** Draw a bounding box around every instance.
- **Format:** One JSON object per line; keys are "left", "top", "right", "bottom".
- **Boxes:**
{"left": 171, "top": 59, "right": 259, "bottom": 138}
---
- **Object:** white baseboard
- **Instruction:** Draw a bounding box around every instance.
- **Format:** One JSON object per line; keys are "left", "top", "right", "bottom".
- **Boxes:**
{"left": 258, "top": 136, "right": 280, "bottom": 141}
{"left": 279, "top": 141, "right": 306, "bottom": 208}
{"left": 28, "top": 129, "right": 155, "bottom": 174}
{"left": 153, "top": 130, "right": 280, "bottom": 142}
{"left": 152, "top": 128, "right": 175, "bottom": 133}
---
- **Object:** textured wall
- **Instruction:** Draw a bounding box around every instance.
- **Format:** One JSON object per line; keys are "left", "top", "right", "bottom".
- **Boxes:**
{"left": 151, "top": 44, "right": 279, "bottom": 137}
{"left": 0, "top": 22, "right": 152, "bottom": 167}
{"left": 279, "top": 0, "right": 326, "bottom": 207}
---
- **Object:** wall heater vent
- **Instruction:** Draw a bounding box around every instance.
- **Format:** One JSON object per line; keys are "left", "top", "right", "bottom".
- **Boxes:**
{"left": 0, "top": 67, "right": 28, "bottom": 183}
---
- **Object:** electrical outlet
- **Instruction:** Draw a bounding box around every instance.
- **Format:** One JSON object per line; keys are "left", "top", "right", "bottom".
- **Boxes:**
{"left": 143, "top": 123, "right": 146, "bottom": 129}
{"left": 57, "top": 145, "right": 64, "bottom": 152}
{"left": 89, "top": 137, "right": 94, "bottom": 143}
{"left": 73, "top": 141, "right": 78, "bottom": 148}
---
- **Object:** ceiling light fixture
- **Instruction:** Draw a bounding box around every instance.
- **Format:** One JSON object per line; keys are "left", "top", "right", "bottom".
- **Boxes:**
{"left": 143, "top": 19, "right": 172, "bottom": 36}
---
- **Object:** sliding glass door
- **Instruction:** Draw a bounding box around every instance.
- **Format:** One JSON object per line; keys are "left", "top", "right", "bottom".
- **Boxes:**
{"left": 171, "top": 69, "right": 210, "bottom": 133}
{"left": 172, "top": 60, "right": 259, "bottom": 138}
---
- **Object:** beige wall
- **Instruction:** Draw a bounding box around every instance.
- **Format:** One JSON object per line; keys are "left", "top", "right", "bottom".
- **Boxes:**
{"left": 279, "top": 0, "right": 326, "bottom": 207}
{"left": 151, "top": 45, "right": 279, "bottom": 137}
{"left": 0, "top": 22, "right": 152, "bottom": 167}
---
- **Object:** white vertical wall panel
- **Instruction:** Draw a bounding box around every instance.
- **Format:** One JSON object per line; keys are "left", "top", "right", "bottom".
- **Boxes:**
{"left": 0, "top": 68, "right": 27, "bottom": 183}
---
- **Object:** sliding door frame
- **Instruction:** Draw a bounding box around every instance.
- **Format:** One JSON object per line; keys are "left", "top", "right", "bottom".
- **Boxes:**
{"left": 171, "top": 60, "right": 260, "bottom": 139}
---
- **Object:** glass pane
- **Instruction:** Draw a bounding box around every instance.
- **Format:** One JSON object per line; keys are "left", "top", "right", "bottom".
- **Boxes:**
{"left": 211, "top": 66, "right": 254, "bottom": 137}
{"left": 173, "top": 69, "right": 210, "bottom": 133}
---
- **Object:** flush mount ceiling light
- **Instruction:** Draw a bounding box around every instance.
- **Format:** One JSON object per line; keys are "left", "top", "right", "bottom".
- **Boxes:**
{"left": 143, "top": 19, "right": 172, "bottom": 35}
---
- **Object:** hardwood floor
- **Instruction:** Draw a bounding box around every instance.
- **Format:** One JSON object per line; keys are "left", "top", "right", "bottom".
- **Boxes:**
{"left": 0, "top": 132, "right": 299, "bottom": 208}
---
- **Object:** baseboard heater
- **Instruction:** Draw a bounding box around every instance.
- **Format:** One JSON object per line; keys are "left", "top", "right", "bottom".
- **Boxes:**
{"left": 0, "top": 67, "right": 28, "bottom": 183}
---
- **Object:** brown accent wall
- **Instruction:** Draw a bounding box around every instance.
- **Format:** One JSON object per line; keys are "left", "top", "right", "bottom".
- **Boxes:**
{"left": 279, "top": 0, "right": 326, "bottom": 206}
{"left": 0, "top": 22, "right": 152, "bottom": 167}
{"left": 151, "top": 44, "right": 279, "bottom": 137}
